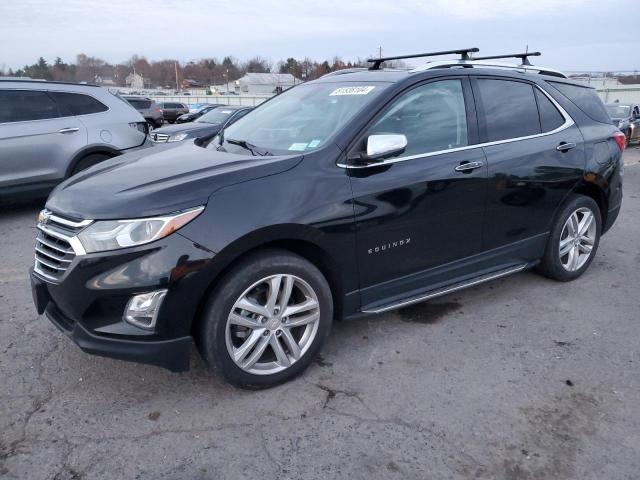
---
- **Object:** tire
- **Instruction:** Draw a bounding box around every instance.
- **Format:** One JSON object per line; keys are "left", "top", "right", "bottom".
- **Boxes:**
{"left": 70, "top": 153, "right": 111, "bottom": 177}
{"left": 537, "top": 195, "right": 601, "bottom": 281}
{"left": 624, "top": 129, "right": 631, "bottom": 147}
{"left": 198, "top": 249, "right": 333, "bottom": 388}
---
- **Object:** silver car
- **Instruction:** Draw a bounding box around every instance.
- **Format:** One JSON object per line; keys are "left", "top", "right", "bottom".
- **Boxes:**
{"left": 0, "top": 80, "right": 149, "bottom": 200}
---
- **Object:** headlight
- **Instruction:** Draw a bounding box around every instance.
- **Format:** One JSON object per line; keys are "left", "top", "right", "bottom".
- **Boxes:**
{"left": 77, "top": 206, "right": 204, "bottom": 253}
{"left": 168, "top": 133, "right": 189, "bottom": 142}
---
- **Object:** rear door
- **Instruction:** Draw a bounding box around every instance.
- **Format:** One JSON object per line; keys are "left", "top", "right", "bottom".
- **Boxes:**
{"left": 0, "top": 89, "right": 87, "bottom": 190}
{"left": 471, "top": 77, "right": 585, "bottom": 257}
{"left": 348, "top": 77, "right": 489, "bottom": 309}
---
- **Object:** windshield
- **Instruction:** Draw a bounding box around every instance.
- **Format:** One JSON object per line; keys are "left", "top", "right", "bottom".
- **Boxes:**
{"left": 606, "top": 105, "right": 630, "bottom": 118}
{"left": 220, "top": 81, "right": 389, "bottom": 154}
{"left": 196, "top": 108, "right": 235, "bottom": 124}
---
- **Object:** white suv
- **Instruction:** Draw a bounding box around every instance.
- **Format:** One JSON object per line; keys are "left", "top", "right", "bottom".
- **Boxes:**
{"left": 0, "top": 79, "right": 149, "bottom": 201}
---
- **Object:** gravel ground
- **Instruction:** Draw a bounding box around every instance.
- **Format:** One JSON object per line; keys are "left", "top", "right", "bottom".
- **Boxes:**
{"left": 1, "top": 147, "right": 639, "bottom": 480}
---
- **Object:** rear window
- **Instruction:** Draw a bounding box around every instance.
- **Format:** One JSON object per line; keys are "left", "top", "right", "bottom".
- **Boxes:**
{"left": 164, "top": 103, "right": 184, "bottom": 109}
{"left": 49, "top": 92, "right": 108, "bottom": 116}
{"left": 548, "top": 81, "right": 611, "bottom": 124}
{"left": 476, "top": 79, "right": 541, "bottom": 142}
{"left": 0, "top": 90, "right": 60, "bottom": 123}
{"left": 126, "top": 98, "right": 151, "bottom": 109}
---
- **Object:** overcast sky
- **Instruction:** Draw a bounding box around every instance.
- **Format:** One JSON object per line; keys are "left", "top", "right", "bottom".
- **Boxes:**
{"left": 1, "top": 0, "right": 638, "bottom": 72}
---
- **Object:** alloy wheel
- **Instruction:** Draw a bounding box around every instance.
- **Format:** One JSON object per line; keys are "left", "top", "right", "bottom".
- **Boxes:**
{"left": 225, "top": 274, "right": 320, "bottom": 375}
{"left": 559, "top": 207, "right": 596, "bottom": 272}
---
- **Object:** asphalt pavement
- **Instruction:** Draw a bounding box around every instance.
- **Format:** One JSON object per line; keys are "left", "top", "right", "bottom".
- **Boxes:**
{"left": 1, "top": 147, "right": 639, "bottom": 479}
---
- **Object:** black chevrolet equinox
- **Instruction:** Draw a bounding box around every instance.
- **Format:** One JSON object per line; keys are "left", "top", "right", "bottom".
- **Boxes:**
{"left": 30, "top": 49, "right": 624, "bottom": 388}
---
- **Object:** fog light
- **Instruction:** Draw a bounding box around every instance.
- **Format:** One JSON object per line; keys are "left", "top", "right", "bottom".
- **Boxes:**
{"left": 124, "top": 289, "right": 167, "bottom": 330}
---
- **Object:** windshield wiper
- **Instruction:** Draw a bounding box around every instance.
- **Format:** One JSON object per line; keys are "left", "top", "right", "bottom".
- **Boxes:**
{"left": 226, "top": 138, "right": 272, "bottom": 156}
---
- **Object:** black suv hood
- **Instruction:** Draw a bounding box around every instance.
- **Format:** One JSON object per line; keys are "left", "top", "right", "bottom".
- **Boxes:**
{"left": 153, "top": 122, "right": 220, "bottom": 136}
{"left": 47, "top": 143, "right": 302, "bottom": 219}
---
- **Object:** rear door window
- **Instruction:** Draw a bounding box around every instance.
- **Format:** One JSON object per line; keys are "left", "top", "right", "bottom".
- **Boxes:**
{"left": 476, "top": 79, "right": 541, "bottom": 142}
{"left": 547, "top": 81, "right": 610, "bottom": 124}
{"left": 49, "top": 92, "right": 108, "bottom": 116}
{"left": 0, "top": 90, "right": 61, "bottom": 123}
{"left": 535, "top": 89, "right": 565, "bottom": 132}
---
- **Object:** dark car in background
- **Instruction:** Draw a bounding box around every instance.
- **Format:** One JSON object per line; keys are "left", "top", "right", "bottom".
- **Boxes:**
{"left": 159, "top": 102, "right": 189, "bottom": 123}
{"left": 30, "top": 49, "right": 624, "bottom": 388}
{"left": 121, "top": 96, "right": 163, "bottom": 128}
{"left": 605, "top": 103, "right": 640, "bottom": 146}
{"left": 176, "top": 104, "right": 222, "bottom": 124}
{"left": 151, "top": 106, "right": 252, "bottom": 143}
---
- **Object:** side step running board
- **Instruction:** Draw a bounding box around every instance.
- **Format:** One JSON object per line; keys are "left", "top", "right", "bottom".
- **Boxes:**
{"left": 362, "top": 264, "right": 528, "bottom": 314}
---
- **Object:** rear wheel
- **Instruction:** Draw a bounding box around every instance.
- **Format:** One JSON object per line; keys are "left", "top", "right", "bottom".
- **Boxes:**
{"left": 70, "top": 153, "right": 111, "bottom": 176}
{"left": 198, "top": 250, "right": 333, "bottom": 388}
{"left": 537, "top": 195, "right": 601, "bottom": 281}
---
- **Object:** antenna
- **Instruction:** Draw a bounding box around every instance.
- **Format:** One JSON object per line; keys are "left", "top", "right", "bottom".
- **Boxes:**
{"left": 367, "top": 48, "right": 480, "bottom": 70}
{"left": 472, "top": 51, "right": 542, "bottom": 66}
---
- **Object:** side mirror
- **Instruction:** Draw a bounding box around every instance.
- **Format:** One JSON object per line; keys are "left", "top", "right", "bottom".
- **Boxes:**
{"left": 367, "top": 134, "right": 408, "bottom": 160}
{"left": 350, "top": 134, "right": 407, "bottom": 165}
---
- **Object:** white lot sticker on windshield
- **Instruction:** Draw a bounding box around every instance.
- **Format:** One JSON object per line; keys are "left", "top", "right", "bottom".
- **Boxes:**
{"left": 308, "top": 140, "right": 321, "bottom": 148}
{"left": 288, "top": 143, "right": 308, "bottom": 151}
{"left": 220, "top": 110, "right": 232, "bottom": 114}
{"left": 329, "top": 86, "right": 375, "bottom": 96}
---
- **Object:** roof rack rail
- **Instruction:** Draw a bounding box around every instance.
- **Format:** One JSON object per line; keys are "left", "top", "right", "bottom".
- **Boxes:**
{"left": 410, "top": 60, "right": 567, "bottom": 79}
{"left": 0, "top": 78, "right": 100, "bottom": 87}
{"left": 471, "top": 51, "right": 541, "bottom": 66}
{"left": 367, "top": 48, "right": 479, "bottom": 70}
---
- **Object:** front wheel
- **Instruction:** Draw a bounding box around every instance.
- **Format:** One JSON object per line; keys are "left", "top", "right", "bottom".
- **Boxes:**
{"left": 537, "top": 195, "right": 601, "bottom": 281}
{"left": 198, "top": 249, "right": 333, "bottom": 388}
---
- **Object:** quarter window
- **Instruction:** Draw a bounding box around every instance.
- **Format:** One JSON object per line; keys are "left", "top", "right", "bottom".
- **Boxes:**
{"left": 49, "top": 92, "right": 108, "bottom": 116}
{"left": 476, "top": 79, "right": 540, "bottom": 142}
{"left": 367, "top": 79, "right": 468, "bottom": 156}
{"left": 535, "top": 89, "right": 565, "bottom": 132}
{"left": 548, "top": 81, "right": 610, "bottom": 124}
{"left": 0, "top": 90, "right": 60, "bottom": 123}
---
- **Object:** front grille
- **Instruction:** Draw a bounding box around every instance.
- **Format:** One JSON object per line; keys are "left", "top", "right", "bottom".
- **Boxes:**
{"left": 151, "top": 132, "right": 170, "bottom": 142}
{"left": 34, "top": 211, "right": 91, "bottom": 283}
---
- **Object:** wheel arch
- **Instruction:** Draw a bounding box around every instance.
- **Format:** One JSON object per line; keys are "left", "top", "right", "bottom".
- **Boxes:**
{"left": 190, "top": 227, "right": 348, "bottom": 339}
{"left": 65, "top": 145, "right": 121, "bottom": 178}
{"left": 572, "top": 180, "right": 608, "bottom": 228}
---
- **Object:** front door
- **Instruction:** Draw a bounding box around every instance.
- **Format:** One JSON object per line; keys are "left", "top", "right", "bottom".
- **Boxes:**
{"left": 347, "top": 78, "right": 488, "bottom": 309}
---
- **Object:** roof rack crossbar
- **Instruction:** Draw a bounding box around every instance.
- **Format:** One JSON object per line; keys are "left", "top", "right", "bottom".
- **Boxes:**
{"left": 472, "top": 51, "right": 541, "bottom": 66}
{"left": 367, "top": 48, "right": 479, "bottom": 70}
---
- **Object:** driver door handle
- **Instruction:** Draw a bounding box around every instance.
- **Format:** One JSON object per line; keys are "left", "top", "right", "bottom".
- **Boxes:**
{"left": 455, "top": 161, "right": 483, "bottom": 173}
{"left": 556, "top": 142, "right": 576, "bottom": 152}
{"left": 59, "top": 127, "right": 79, "bottom": 134}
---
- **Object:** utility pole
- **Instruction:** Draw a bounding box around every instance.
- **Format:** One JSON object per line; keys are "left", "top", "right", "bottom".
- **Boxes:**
{"left": 174, "top": 61, "right": 179, "bottom": 92}
{"left": 378, "top": 46, "right": 382, "bottom": 59}
{"left": 226, "top": 68, "right": 229, "bottom": 93}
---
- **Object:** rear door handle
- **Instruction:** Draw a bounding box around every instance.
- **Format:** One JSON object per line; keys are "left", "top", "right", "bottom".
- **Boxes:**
{"left": 455, "top": 161, "right": 483, "bottom": 173}
{"left": 556, "top": 142, "right": 576, "bottom": 152}
{"left": 59, "top": 127, "right": 79, "bottom": 134}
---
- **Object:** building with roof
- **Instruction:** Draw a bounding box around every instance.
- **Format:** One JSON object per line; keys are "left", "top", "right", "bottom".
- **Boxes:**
{"left": 236, "top": 73, "right": 301, "bottom": 94}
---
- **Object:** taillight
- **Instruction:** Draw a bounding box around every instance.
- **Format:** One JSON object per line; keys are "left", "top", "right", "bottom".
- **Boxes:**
{"left": 613, "top": 131, "right": 626, "bottom": 151}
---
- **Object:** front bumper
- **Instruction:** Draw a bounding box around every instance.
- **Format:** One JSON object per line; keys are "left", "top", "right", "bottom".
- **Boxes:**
{"left": 30, "top": 232, "right": 216, "bottom": 372}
